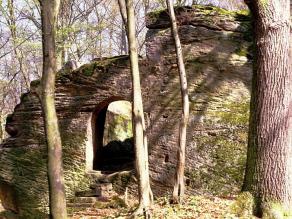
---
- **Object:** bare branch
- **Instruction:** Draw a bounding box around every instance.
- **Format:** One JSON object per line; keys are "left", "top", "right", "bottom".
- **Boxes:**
{"left": 0, "top": 31, "right": 37, "bottom": 60}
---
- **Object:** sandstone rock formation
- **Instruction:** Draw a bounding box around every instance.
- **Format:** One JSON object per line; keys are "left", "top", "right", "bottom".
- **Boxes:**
{"left": 0, "top": 5, "right": 252, "bottom": 217}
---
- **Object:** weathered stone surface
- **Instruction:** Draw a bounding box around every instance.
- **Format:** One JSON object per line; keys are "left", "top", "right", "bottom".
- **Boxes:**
{"left": 103, "top": 101, "right": 132, "bottom": 145}
{"left": 146, "top": 5, "right": 250, "bottom": 32}
{"left": 145, "top": 6, "right": 251, "bottom": 196}
{"left": 0, "top": 5, "right": 252, "bottom": 217}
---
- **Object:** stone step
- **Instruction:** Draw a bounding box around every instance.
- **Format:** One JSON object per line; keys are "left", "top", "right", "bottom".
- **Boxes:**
{"left": 90, "top": 182, "right": 112, "bottom": 191}
{"left": 75, "top": 182, "right": 114, "bottom": 198}
{"left": 86, "top": 170, "right": 134, "bottom": 183}
{"left": 85, "top": 170, "right": 103, "bottom": 181}
{"left": 69, "top": 197, "right": 100, "bottom": 204}
{"left": 67, "top": 202, "right": 94, "bottom": 208}
{"left": 75, "top": 189, "right": 99, "bottom": 197}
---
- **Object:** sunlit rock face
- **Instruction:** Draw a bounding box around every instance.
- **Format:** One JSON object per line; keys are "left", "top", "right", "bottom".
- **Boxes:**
{"left": 0, "top": 5, "right": 252, "bottom": 217}
{"left": 98, "top": 101, "right": 134, "bottom": 172}
{"left": 145, "top": 5, "right": 252, "bottom": 195}
{"left": 103, "top": 101, "right": 132, "bottom": 145}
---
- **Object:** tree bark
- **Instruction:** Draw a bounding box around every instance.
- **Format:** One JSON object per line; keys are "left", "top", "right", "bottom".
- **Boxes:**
{"left": 166, "top": 0, "right": 190, "bottom": 204}
{"left": 39, "top": 0, "right": 68, "bottom": 218}
{"left": 121, "top": 26, "right": 128, "bottom": 55}
{"left": 125, "top": 0, "right": 153, "bottom": 216}
{"left": 242, "top": 0, "right": 292, "bottom": 217}
{"left": 0, "top": 112, "right": 3, "bottom": 143}
{"left": 118, "top": 0, "right": 128, "bottom": 55}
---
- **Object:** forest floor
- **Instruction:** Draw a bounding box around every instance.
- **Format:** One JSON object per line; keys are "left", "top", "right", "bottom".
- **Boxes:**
{"left": 70, "top": 194, "right": 256, "bottom": 219}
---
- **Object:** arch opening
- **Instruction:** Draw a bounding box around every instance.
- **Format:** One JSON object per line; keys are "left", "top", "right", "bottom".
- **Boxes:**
{"left": 91, "top": 99, "right": 134, "bottom": 173}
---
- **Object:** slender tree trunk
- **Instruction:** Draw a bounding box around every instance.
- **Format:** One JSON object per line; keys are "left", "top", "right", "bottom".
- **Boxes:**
{"left": 166, "top": 0, "right": 189, "bottom": 204}
{"left": 121, "top": 27, "right": 128, "bottom": 55}
{"left": 118, "top": 0, "right": 128, "bottom": 55}
{"left": 125, "top": 0, "right": 153, "bottom": 216}
{"left": 118, "top": 0, "right": 127, "bottom": 28}
{"left": 0, "top": 112, "right": 3, "bottom": 143}
{"left": 242, "top": 0, "right": 292, "bottom": 217}
{"left": 39, "top": 0, "right": 68, "bottom": 218}
{"left": 98, "top": 29, "right": 102, "bottom": 58}
{"left": 109, "top": 25, "right": 113, "bottom": 56}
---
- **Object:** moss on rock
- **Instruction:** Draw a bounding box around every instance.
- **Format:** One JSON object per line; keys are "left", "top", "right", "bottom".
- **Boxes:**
{"left": 61, "top": 131, "right": 92, "bottom": 198}
{"left": 187, "top": 130, "right": 247, "bottom": 195}
{"left": 0, "top": 128, "right": 92, "bottom": 217}
{"left": 210, "top": 100, "right": 250, "bottom": 126}
{"left": 187, "top": 98, "right": 249, "bottom": 195}
{"left": 0, "top": 146, "right": 49, "bottom": 218}
{"left": 146, "top": 5, "right": 250, "bottom": 30}
{"left": 192, "top": 4, "right": 249, "bottom": 19}
{"left": 56, "top": 55, "right": 129, "bottom": 78}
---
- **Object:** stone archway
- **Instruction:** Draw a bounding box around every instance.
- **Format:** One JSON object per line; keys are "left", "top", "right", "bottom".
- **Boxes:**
{"left": 90, "top": 97, "right": 134, "bottom": 173}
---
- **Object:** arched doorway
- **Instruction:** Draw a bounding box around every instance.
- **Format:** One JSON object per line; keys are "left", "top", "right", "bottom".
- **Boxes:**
{"left": 91, "top": 98, "right": 134, "bottom": 173}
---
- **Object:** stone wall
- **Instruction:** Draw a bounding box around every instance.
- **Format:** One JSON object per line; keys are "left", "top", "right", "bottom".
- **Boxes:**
{"left": 0, "top": 5, "right": 252, "bottom": 218}
{"left": 0, "top": 56, "right": 134, "bottom": 218}
{"left": 145, "top": 5, "right": 252, "bottom": 195}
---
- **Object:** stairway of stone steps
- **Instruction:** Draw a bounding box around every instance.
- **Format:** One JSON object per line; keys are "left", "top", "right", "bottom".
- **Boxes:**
{"left": 68, "top": 170, "right": 133, "bottom": 211}
{"left": 68, "top": 171, "right": 115, "bottom": 210}
{"left": 67, "top": 197, "right": 100, "bottom": 208}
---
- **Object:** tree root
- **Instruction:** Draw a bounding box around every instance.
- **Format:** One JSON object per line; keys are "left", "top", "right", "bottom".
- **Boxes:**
{"left": 131, "top": 205, "right": 152, "bottom": 219}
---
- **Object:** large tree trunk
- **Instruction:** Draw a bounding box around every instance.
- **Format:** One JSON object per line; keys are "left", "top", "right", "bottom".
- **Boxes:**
{"left": 40, "top": 0, "right": 68, "bottom": 218}
{"left": 242, "top": 0, "right": 292, "bottom": 217}
{"left": 166, "top": 0, "right": 189, "bottom": 204}
{"left": 125, "top": 0, "right": 153, "bottom": 216}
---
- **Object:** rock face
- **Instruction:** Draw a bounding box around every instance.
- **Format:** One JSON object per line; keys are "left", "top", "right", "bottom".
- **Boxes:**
{"left": 0, "top": 5, "right": 252, "bottom": 218}
{"left": 146, "top": 5, "right": 251, "bottom": 194}
{"left": 103, "top": 101, "right": 132, "bottom": 146}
